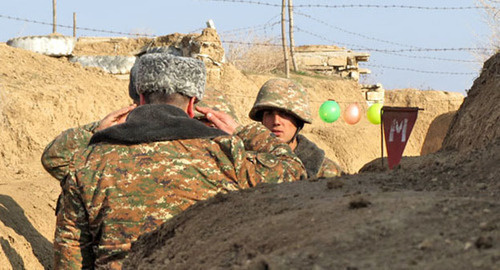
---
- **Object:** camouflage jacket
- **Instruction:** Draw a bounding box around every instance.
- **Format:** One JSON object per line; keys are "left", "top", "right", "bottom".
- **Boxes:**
{"left": 295, "top": 134, "right": 342, "bottom": 178}
{"left": 53, "top": 104, "right": 306, "bottom": 269}
{"left": 41, "top": 121, "right": 100, "bottom": 181}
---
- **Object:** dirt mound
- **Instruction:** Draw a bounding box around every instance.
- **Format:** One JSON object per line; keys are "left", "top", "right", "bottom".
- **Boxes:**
{"left": 124, "top": 54, "right": 500, "bottom": 270}
{"left": 125, "top": 140, "right": 500, "bottom": 269}
{"left": 443, "top": 53, "right": 500, "bottom": 152}
{"left": 0, "top": 43, "right": 130, "bottom": 171}
{"left": 0, "top": 43, "right": 131, "bottom": 269}
{"left": 73, "top": 37, "right": 152, "bottom": 56}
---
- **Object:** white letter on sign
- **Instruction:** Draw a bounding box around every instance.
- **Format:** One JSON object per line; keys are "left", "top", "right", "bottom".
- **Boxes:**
{"left": 389, "top": 118, "right": 408, "bottom": 142}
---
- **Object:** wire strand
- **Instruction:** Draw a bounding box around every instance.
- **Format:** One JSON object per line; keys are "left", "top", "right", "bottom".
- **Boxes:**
{"left": 0, "top": 14, "right": 156, "bottom": 37}
{"left": 201, "top": 0, "right": 492, "bottom": 10}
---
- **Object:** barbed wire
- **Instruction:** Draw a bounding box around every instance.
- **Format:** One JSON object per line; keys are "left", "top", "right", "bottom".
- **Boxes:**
{"left": 201, "top": 0, "right": 493, "bottom": 10}
{"left": 363, "top": 63, "right": 479, "bottom": 75}
{"left": 0, "top": 14, "right": 156, "bottom": 37}
{"left": 366, "top": 47, "right": 493, "bottom": 53}
{"left": 221, "top": 39, "right": 282, "bottom": 47}
{"left": 1, "top": 11, "right": 488, "bottom": 75}
{"left": 1, "top": 13, "right": 492, "bottom": 54}
{"left": 293, "top": 11, "right": 484, "bottom": 62}
{"left": 220, "top": 21, "right": 280, "bottom": 36}
{"left": 375, "top": 50, "right": 482, "bottom": 63}
{"left": 294, "top": 27, "right": 491, "bottom": 56}
{"left": 294, "top": 26, "right": 367, "bottom": 49}
{"left": 294, "top": 11, "right": 421, "bottom": 49}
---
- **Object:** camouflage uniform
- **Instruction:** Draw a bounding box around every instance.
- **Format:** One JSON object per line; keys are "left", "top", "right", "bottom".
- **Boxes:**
{"left": 194, "top": 87, "right": 240, "bottom": 122}
{"left": 249, "top": 78, "right": 342, "bottom": 178}
{"left": 49, "top": 54, "right": 306, "bottom": 269}
{"left": 42, "top": 121, "right": 100, "bottom": 182}
{"left": 41, "top": 88, "right": 240, "bottom": 182}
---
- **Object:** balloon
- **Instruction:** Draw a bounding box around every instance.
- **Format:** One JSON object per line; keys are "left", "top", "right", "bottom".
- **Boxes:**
{"left": 367, "top": 103, "right": 383, "bottom": 124}
{"left": 319, "top": 100, "right": 341, "bottom": 123}
{"left": 343, "top": 103, "right": 361, "bottom": 125}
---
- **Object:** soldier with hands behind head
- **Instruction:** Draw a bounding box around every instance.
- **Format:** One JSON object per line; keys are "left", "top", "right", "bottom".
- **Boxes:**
{"left": 53, "top": 54, "right": 305, "bottom": 269}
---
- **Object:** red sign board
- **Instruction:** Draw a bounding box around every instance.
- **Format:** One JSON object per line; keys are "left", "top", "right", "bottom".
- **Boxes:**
{"left": 382, "top": 107, "right": 420, "bottom": 169}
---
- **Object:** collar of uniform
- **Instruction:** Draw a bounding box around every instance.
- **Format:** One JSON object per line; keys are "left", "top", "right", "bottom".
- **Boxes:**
{"left": 294, "top": 134, "right": 325, "bottom": 178}
{"left": 89, "top": 104, "right": 227, "bottom": 145}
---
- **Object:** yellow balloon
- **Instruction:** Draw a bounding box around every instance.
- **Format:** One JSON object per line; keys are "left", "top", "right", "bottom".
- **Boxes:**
{"left": 367, "top": 103, "right": 383, "bottom": 124}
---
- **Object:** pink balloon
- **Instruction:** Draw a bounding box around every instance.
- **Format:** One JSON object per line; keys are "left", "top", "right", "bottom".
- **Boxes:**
{"left": 343, "top": 103, "right": 361, "bottom": 125}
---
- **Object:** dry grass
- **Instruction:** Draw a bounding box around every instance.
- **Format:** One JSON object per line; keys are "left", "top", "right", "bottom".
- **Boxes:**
{"left": 475, "top": 0, "right": 500, "bottom": 60}
{"left": 224, "top": 33, "right": 285, "bottom": 73}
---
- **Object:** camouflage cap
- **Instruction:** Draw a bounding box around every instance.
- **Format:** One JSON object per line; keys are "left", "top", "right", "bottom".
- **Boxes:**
{"left": 194, "top": 87, "right": 239, "bottom": 122}
{"left": 136, "top": 53, "right": 206, "bottom": 100}
{"left": 249, "top": 78, "right": 312, "bottom": 124}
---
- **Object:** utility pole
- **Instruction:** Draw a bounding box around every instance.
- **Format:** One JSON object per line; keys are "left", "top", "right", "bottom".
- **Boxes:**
{"left": 288, "top": 0, "right": 298, "bottom": 72}
{"left": 52, "top": 0, "right": 57, "bottom": 33}
{"left": 281, "top": 0, "right": 290, "bottom": 78}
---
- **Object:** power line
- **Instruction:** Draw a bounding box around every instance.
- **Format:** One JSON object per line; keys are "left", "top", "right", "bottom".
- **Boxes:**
{"left": 201, "top": 0, "right": 492, "bottom": 10}
{"left": 0, "top": 14, "right": 156, "bottom": 37}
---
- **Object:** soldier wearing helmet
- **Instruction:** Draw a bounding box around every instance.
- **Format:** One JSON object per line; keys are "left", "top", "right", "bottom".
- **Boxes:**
{"left": 249, "top": 78, "right": 342, "bottom": 178}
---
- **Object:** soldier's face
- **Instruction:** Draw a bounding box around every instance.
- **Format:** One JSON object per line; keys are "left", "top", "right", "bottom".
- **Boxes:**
{"left": 262, "top": 110, "right": 298, "bottom": 143}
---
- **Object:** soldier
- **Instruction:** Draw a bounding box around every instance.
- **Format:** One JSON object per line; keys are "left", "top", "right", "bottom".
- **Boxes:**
{"left": 42, "top": 63, "right": 242, "bottom": 217}
{"left": 41, "top": 86, "right": 237, "bottom": 183}
{"left": 53, "top": 54, "right": 305, "bottom": 269}
{"left": 41, "top": 59, "right": 141, "bottom": 182}
{"left": 249, "top": 78, "right": 342, "bottom": 179}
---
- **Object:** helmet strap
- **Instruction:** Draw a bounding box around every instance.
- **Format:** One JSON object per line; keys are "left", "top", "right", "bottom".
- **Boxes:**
{"left": 287, "top": 122, "right": 303, "bottom": 145}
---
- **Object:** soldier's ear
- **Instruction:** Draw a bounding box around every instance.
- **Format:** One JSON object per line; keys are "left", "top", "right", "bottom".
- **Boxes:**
{"left": 186, "top": 97, "right": 196, "bottom": 118}
{"left": 139, "top": 94, "right": 146, "bottom": 105}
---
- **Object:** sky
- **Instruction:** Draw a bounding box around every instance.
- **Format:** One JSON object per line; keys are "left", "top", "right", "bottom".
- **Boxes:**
{"left": 1, "top": 0, "right": 497, "bottom": 95}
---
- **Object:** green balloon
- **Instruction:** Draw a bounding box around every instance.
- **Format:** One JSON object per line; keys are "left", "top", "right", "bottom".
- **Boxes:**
{"left": 367, "top": 103, "right": 383, "bottom": 124}
{"left": 319, "top": 100, "right": 341, "bottom": 123}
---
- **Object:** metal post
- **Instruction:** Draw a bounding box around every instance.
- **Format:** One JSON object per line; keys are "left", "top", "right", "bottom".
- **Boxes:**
{"left": 381, "top": 118, "right": 384, "bottom": 168}
{"left": 73, "top": 12, "right": 76, "bottom": 37}
{"left": 281, "top": 0, "right": 290, "bottom": 78}
{"left": 52, "top": 0, "right": 57, "bottom": 33}
{"left": 288, "top": 0, "right": 298, "bottom": 72}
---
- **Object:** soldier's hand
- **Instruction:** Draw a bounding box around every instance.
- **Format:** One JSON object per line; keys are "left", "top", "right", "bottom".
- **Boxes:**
{"left": 196, "top": 106, "right": 240, "bottom": 134}
{"left": 95, "top": 104, "right": 137, "bottom": 132}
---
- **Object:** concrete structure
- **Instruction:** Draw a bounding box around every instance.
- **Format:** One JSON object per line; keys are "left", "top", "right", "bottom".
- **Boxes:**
{"left": 294, "top": 45, "right": 370, "bottom": 81}
{"left": 7, "top": 35, "right": 76, "bottom": 56}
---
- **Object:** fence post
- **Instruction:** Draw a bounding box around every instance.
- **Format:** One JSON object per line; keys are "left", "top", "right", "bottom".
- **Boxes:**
{"left": 288, "top": 0, "right": 298, "bottom": 72}
{"left": 73, "top": 12, "right": 76, "bottom": 37}
{"left": 52, "top": 0, "right": 57, "bottom": 33}
{"left": 281, "top": 0, "right": 290, "bottom": 78}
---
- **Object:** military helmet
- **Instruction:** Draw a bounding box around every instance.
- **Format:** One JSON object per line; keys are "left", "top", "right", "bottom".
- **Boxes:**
{"left": 249, "top": 78, "right": 312, "bottom": 124}
{"left": 194, "top": 87, "right": 239, "bottom": 122}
